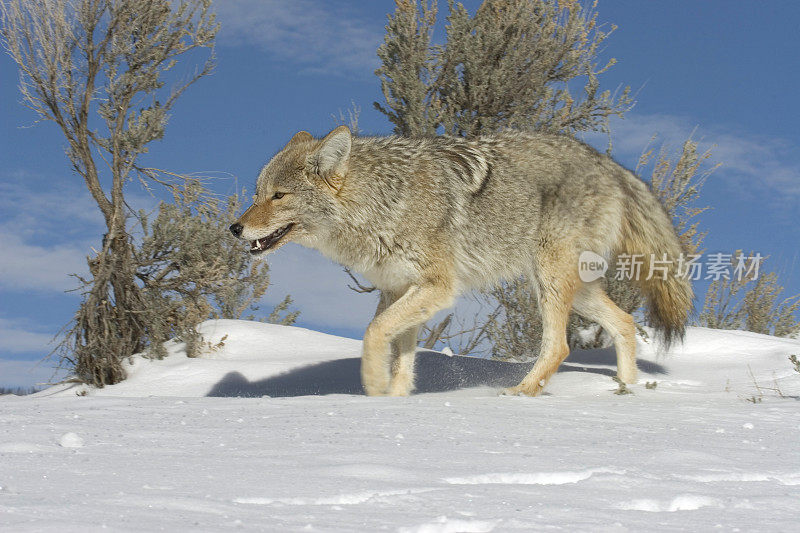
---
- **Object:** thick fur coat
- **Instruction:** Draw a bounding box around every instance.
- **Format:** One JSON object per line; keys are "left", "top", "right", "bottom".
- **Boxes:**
{"left": 231, "top": 127, "right": 693, "bottom": 396}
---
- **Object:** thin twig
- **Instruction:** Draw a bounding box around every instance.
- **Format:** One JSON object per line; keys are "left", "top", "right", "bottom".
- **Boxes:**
{"left": 344, "top": 267, "right": 376, "bottom": 294}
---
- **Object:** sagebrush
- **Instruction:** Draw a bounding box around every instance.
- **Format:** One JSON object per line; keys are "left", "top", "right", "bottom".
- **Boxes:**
{"left": 1, "top": 0, "right": 296, "bottom": 386}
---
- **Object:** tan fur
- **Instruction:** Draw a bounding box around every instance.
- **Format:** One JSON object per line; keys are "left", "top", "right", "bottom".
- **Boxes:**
{"left": 233, "top": 127, "right": 693, "bottom": 397}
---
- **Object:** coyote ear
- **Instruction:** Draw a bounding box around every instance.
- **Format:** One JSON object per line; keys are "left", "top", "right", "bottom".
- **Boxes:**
{"left": 284, "top": 130, "right": 314, "bottom": 150}
{"left": 309, "top": 125, "right": 351, "bottom": 193}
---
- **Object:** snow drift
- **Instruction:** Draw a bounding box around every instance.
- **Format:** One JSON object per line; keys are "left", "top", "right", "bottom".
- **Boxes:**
{"left": 2, "top": 320, "right": 798, "bottom": 531}
{"left": 40, "top": 319, "right": 800, "bottom": 401}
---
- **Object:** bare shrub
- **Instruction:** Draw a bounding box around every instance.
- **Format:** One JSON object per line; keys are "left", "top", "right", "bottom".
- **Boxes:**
{"left": 698, "top": 252, "right": 799, "bottom": 337}
{"left": 2, "top": 1, "right": 295, "bottom": 386}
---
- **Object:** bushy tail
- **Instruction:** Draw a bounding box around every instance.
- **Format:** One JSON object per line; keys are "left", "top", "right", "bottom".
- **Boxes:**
{"left": 619, "top": 189, "right": 694, "bottom": 349}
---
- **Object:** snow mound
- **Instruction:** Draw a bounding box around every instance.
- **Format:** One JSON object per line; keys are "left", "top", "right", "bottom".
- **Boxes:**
{"left": 40, "top": 319, "right": 800, "bottom": 400}
{"left": 57, "top": 432, "right": 84, "bottom": 448}
{"left": 48, "top": 320, "right": 364, "bottom": 398}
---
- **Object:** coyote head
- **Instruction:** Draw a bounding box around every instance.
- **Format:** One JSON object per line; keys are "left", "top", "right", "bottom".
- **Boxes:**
{"left": 230, "top": 126, "right": 351, "bottom": 256}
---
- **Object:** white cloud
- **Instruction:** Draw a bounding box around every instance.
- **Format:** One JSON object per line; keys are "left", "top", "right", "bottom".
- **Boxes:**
{"left": 0, "top": 359, "right": 66, "bottom": 389}
{"left": 0, "top": 318, "right": 57, "bottom": 353}
{"left": 0, "top": 174, "right": 103, "bottom": 239}
{"left": 0, "top": 173, "right": 164, "bottom": 294}
{"left": 0, "top": 167, "right": 376, "bottom": 336}
{"left": 0, "top": 231, "right": 88, "bottom": 293}
{"left": 0, "top": 175, "right": 98, "bottom": 292}
{"left": 703, "top": 132, "right": 800, "bottom": 198}
{"left": 581, "top": 113, "right": 800, "bottom": 203}
{"left": 214, "top": 0, "right": 383, "bottom": 76}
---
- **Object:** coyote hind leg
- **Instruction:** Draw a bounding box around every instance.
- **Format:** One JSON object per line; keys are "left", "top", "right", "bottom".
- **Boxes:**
{"left": 572, "top": 282, "right": 638, "bottom": 384}
{"left": 504, "top": 257, "right": 578, "bottom": 397}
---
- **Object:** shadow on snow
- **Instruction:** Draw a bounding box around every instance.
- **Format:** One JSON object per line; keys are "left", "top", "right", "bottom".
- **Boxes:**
{"left": 206, "top": 348, "right": 667, "bottom": 398}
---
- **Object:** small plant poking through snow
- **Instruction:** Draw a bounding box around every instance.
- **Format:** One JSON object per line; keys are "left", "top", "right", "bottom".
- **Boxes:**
{"left": 743, "top": 364, "right": 793, "bottom": 401}
{"left": 612, "top": 376, "right": 633, "bottom": 395}
{"left": 199, "top": 335, "right": 228, "bottom": 357}
{"left": 645, "top": 381, "right": 658, "bottom": 390}
{"left": 790, "top": 355, "right": 800, "bottom": 373}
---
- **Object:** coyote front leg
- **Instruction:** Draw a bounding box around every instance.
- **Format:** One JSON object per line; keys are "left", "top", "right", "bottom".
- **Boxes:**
{"left": 389, "top": 325, "right": 420, "bottom": 396}
{"left": 362, "top": 282, "right": 453, "bottom": 396}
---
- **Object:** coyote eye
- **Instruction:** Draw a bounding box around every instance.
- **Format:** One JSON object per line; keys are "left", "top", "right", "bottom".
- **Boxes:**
{"left": 272, "top": 192, "right": 286, "bottom": 200}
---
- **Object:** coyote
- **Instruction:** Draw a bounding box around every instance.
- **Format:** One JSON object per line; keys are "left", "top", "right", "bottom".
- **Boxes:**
{"left": 231, "top": 126, "right": 693, "bottom": 396}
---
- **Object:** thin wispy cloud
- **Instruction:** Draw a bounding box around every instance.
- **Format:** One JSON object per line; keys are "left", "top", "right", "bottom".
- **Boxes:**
{"left": 705, "top": 132, "right": 800, "bottom": 198}
{"left": 0, "top": 359, "right": 65, "bottom": 388}
{"left": 214, "top": 0, "right": 383, "bottom": 77}
{"left": 0, "top": 175, "right": 99, "bottom": 293}
{"left": 0, "top": 169, "right": 174, "bottom": 294}
{"left": 0, "top": 174, "right": 103, "bottom": 239}
{"left": 582, "top": 113, "right": 800, "bottom": 205}
{"left": 0, "top": 232, "right": 88, "bottom": 293}
{"left": 0, "top": 318, "right": 57, "bottom": 353}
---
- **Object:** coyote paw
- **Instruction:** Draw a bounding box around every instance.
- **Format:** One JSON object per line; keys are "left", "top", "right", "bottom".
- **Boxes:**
{"left": 362, "top": 373, "right": 391, "bottom": 396}
{"left": 387, "top": 372, "right": 414, "bottom": 397}
{"left": 361, "top": 364, "right": 390, "bottom": 396}
{"left": 388, "top": 383, "right": 412, "bottom": 397}
{"left": 363, "top": 381, "right": 389, "bottom": 396}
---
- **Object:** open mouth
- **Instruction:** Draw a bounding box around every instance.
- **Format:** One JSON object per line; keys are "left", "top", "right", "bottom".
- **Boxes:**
{"left": 250, "top": 224, "right": 293, "bottom": 254}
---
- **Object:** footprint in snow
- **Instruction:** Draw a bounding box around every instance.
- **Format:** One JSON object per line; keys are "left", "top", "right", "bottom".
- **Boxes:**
{"left": 58, "top": 432, "right": 84, "bottom": 448}
{"left": 234, "top": 487, "right": 436, "bottom": 506}
{"left": 617, "top": 495, "right": 720, "bottom": 512}
{"left": 443, "top": 468, "right": 620, "bottom": 485}
{"left": 683, "top": 471, "right": 800, "bottom": 486}
{"left": 398, "top": 515, "right": 498, "bottom": 533}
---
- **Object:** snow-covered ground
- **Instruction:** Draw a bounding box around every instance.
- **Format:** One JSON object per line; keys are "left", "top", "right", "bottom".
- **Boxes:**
{"left": 2, "top": 320, "right": 799, "bottom": 532}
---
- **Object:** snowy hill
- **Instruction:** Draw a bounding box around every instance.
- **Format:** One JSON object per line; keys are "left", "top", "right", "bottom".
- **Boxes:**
{"left": 36, "top": 319, "right": 800, "bottom": 400}
{"left": 2, "top": 320, "right": 799, "bottom": 531}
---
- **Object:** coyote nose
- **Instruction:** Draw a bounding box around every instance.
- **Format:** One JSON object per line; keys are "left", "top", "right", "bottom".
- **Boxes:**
{"left": 229, "top": 223, "right": 243, "bottom": 237}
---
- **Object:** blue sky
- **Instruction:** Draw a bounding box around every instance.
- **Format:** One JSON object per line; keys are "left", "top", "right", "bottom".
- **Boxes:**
{"left": 1, "top": 0, "right": 798, "bottom": 388}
